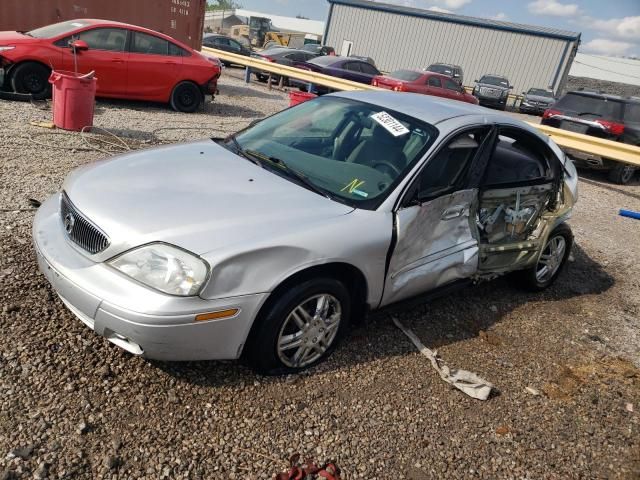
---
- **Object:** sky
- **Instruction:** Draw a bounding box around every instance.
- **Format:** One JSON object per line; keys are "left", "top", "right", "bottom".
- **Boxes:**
{"left": 233, "top": 0, "right": 640, "bottom": 57}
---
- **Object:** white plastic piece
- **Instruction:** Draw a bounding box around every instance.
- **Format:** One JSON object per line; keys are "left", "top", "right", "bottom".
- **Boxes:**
{"left": 393, "top": 316, "right": 494, "bottom": 401}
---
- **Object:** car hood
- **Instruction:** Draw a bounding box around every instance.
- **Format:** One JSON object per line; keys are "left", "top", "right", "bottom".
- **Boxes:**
{"left": 62, "top": 140, "right": 354, "bottom": 258}
{"left": 524, "top": 94, "right": 555, "bottom": 104}
{"left": 0, "top": 31, "right": 40, "bottom": 45}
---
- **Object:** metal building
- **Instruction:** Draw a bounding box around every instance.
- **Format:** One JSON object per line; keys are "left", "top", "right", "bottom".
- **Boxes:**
{"left": 324, "top": 0, "right": 581, "bottom": 95}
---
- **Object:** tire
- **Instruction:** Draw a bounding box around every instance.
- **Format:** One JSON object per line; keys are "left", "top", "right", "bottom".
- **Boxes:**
{"left": 255, "top": 73, "right": 268, "bottom": 83}
{"left": 169, "top": 81, "right": 202, "bottom": 113}
{"left": 10, "top": 62, "right": 51, "bottom": 100}
{"left": 246, "top": 278, "right": 351, "bottom": 375}
{"left": 517, "top": 223, "right": 573, "bottom": 291}
{"left": 608, "top": 164, "right": 635, "bottom": 185}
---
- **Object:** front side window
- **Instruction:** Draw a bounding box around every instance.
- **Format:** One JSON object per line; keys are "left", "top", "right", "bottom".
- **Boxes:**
{"left": 444, "top": 78, "right": 461, "bottom": 91}
{"left": 62, "top": 28, "right": 128, "bottom": 51}
{"left": 229, "top": 97, "right": 438, "bottom": 209}
{"left": 412, "top": 128, "right": 490, "bottom": 201}
{"left": 131, "top": 31, "right": 169, "bottom": 56}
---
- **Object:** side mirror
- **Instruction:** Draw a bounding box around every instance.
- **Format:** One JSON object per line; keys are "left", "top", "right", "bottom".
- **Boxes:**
{"left": 509, "top": 85, "right": 513, "bottom": 89}
{"left": 453, "top": 73, "right": 460, "bottom": 78}
{"left": 522, "top": 91, "right": 526, "bottom": 94}
{"left": 474, "top": 79, "right": 478, "bottom": 83}
{"left": 69, "top": 39, "right": 89, "bottom": 51}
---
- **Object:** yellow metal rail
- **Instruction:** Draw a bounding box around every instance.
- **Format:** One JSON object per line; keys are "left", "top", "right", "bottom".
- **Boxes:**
{"left": 202, "top": 47, "right": 640, "bottom": 167}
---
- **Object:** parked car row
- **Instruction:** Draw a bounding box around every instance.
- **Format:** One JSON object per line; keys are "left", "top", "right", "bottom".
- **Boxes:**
{"left": 0, "top": 19, "right": 222, "bottom": 112}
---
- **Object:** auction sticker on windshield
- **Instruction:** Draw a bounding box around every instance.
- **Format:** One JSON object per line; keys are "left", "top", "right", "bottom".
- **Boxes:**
{"left": 371, "top": 111, "right": 409, "bottom": 137}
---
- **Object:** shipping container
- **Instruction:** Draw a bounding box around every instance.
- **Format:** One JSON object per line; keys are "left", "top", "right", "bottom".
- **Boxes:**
{"left": 0, "top": 0, "right": 206, "bottom": 50}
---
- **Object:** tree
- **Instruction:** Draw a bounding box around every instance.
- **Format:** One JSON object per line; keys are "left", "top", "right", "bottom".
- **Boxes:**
{"left": 206, "top": 0, "right": 242, "bottom": 10}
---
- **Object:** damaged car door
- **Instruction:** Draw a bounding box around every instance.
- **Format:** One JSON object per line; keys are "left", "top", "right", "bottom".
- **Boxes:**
{"left": 476, "top": 127, "right": 562, "bottom": 273}
{"left": 383, "top": 127, "right": 494, "bottom": 304}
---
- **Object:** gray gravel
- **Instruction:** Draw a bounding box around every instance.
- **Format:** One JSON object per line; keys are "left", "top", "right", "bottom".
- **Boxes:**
{"left": 1, "top": 70, "right": 639, "bottom": 479}
{"left": 565, "top": 76, "right": 640, "bottom": 97}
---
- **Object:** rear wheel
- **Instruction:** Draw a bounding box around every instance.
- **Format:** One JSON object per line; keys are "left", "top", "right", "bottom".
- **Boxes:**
{"left": 255, "top": 73, "right": 268, "bottom": 83}
{"left": 246, "top": 278, "right": 351, "bottom": 374}
{"left": 170, "top": 81, "right": 202, "bottom": 113}
{"left": 608, "top": 164, "right": 635, "bottom": 184}
{"left": 10, "top": 62, "right": 51, "bottom": 99}
{"left": 517, "top": 223, "right": 573, "bottom": 291}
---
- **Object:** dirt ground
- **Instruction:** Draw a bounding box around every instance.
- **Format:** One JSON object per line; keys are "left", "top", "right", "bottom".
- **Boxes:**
{"left": 1, "top": 70, "right": 639, "bottom": 479}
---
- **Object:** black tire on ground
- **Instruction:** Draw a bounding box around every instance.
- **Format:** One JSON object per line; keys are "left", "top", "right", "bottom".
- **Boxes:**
{"left": 169, "top": 81, "right": 202, "bottom": 113}
{"left": 607, "top": 164, "right": 636, "bottom": 185}
{"left": 246, "top": 278, "right": 351, "bottom": 375}
{"left": 516, "top": 223, "right": 573, "bottom": 292}
{"left": 10, "top": 62, "right": 51, "bottom": 100}
{"left": 255, "top": 73, "right": 268, "bottom": 83}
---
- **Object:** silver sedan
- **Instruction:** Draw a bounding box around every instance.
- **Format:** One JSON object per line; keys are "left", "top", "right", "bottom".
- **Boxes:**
{"left": 33, "top": 91, "right": 578, "bottom": 373}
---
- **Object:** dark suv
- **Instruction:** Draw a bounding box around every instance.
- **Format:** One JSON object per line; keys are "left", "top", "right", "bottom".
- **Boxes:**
{"left": 473, "top": 75, "right": 512, "bottom": 110}
{"left": 424, "top": 63, "right": 463, "bottom": 85}
{"left": 541, "top": 90, "right": 639, "bottom": 184}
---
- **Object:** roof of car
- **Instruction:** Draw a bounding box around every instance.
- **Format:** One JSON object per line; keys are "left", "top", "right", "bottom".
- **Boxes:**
{"left": 565, "top": 90, "right": 630, "bottom": 102}
{"left": 68, "top": 19, "right": 192, "bottom": 48}
{"left": 331, "top": 90, "right": 508, "bottom": 125}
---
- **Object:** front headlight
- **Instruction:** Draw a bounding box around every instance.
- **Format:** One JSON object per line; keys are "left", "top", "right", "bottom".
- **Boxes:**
{"left": 109, "top": 243, "right": 209, "bottom": 296}
{"left": 0, "top": 46, "right": 15, "bottom": 52}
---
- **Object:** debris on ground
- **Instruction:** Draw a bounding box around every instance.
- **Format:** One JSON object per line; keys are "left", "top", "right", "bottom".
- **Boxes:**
{"left": 393, "top": 317, "right": 494, "bottom": 400}
{"left": 276, "top": 454, "right": 341, "bottom": 480}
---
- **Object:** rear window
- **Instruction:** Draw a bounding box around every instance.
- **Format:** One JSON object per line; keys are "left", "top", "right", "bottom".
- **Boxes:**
{"left": 528, "top": 88, "right": 554, "bottom": 97}
{"left": 555, "top": 93, "right": 624, "bottom": 121}
{"left": 389, "top": 70, "right": 422, "bottom": 81}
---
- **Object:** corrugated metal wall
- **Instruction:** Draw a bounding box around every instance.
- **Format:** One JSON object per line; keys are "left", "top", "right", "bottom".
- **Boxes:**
{"left": 0, "top": 0, "right": 206, "bottom": 50}
{"left": 325, "top": 4, "right": 577, "bottom": 94}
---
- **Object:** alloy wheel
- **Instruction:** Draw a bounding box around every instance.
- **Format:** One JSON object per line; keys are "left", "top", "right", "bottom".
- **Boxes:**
{"left": 536, "top": 235, "right": 566, "bottom": 283}
{"left": 276, "top": 294, "right": 342, "bottom": 368}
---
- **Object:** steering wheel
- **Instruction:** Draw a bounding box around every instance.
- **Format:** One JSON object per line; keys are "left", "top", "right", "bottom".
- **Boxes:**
{"left": 373, "top": 161, "right": 402, "bottom": 178}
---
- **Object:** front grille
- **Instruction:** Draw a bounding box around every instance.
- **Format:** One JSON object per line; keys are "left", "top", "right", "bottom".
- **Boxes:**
{"left": 60, "top": 192, "right": 110, "bottom": 254}
{"left": 480, "top": 87, "right": 501, "bottom": 98}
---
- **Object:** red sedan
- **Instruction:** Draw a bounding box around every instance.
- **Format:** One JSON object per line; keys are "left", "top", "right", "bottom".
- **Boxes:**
{"left": 372, "top": 70, "right": 478, "bottom": 105}
{"left": 0, "top": 19, "right": 221, "bottom": 112}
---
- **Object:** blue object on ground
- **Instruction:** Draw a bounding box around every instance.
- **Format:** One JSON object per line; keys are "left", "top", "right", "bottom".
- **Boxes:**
{"left": 619, "top": 209, "right": 640, "bottom": 220}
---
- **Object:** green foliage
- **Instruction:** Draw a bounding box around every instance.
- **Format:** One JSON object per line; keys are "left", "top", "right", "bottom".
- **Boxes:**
{"left": 206, "top": 0, "right": 242, "bottom": 11}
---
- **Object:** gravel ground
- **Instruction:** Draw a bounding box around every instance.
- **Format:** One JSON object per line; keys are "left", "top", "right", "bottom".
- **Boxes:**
{"left": 1, "top": 70, "right": 639, "bottom": 479}
{"left": 565, "top": 76, "right": 640, "bottom": 97}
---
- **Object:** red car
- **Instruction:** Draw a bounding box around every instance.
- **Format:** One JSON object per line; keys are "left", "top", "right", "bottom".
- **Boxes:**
{"left": 0, "top": 19, "right": 221, "bottom": 112}
{"left": 372, "top": 69, "right": 478, "bottom": 105}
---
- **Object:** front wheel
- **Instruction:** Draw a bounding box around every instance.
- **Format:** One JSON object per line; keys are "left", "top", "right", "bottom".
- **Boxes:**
{"left": 10, "top": 62, "right": 51, "bottom": 99}
{"left": 246, "top": 278, "right": 351, "bottom": 374}
{"left": 608, "top": 164, "right": 635, "bottom": 184}
{"left": 517, "top": 223, "right": 573, "bottom": 291}
{"left": 170, "top": 81, "right": 202, "bottom": 113}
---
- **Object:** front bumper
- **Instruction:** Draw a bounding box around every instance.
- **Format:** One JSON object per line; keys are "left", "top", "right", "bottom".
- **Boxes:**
{"left": 519, "top": 104, "right": 547, "bottom": 115}
{"left": 33, "top": 194, "right": 268, "bottom": 361}
{"left": 476, "top": 96, "right": 507, "bottom": 107}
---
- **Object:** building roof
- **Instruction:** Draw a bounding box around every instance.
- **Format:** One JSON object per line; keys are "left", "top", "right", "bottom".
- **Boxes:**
{"left": 327, "top": 0, "right": 581, "bottom": 41}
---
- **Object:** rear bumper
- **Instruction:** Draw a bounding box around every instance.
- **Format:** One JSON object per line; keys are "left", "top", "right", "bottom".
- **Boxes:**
{"left": 33, "top": 194, "right": 268, "bottom": 361}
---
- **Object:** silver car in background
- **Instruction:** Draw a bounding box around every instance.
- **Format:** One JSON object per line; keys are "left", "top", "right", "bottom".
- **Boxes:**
{"left": 33, "top": 92, "right": 578, "bottom": 374}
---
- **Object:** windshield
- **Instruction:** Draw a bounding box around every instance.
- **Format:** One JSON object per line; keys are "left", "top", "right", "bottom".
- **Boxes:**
{"left": 230, "top": 97, "right": 438, "bottom": 209}
{"left": 555, "top": 93, "right": 624, "bottom": 120}
{"left": 528, "top": 88, "right": 554, "bottom": 97}
{"left": 389, "top": 70, "right": 422, "bottom": 81}
{"left": 27, "top": 20, "right": 88, "bottom": 39}
{"left": 427, "top": 64, "right": 453, "bottom": 75}
{"left": 480, "top": 76, "right": 509, "bottom": 87}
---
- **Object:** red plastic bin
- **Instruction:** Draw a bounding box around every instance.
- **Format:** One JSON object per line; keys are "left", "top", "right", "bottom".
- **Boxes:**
{"left": 289, "top": 90, "right": 317, "bottom": 107}
{"left": 49, "top": 70, "right": 97, "bottom": 131}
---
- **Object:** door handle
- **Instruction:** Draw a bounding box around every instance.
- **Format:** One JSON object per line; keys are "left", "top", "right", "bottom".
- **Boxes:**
{"left": 441, "top": 206, "right": 466, "bottom": 220}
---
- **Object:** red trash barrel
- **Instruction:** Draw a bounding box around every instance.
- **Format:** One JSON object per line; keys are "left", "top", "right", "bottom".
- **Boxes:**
{"left": 289, "top": 91, "right": 317, "bottom": 107}
{"left": 49, "top": 70, "right": 97, "bottom": 131}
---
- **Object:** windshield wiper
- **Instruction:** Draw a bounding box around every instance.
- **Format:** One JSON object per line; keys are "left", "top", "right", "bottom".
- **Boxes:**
{"left": 223, "top": 135, "right": 261, "bottom": 166}
{"left": 244, "top": 149, "right": 334, "bottom": 200}
{"left": 577, "top": 112, "right": 602, "bottom": 117}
